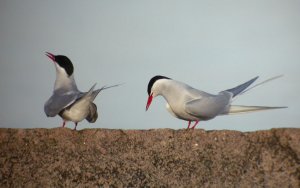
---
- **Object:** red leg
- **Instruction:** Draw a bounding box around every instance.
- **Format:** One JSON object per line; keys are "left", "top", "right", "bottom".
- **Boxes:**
{"left": 74, "top": 122, "right": 78, "bottom": 130}
{"left": 61, "top": 121, "right": 66, "bottom": 127}
{"left": 191, "top": 121, "right": 199, "bottom": 129}
{"left": 187, "top": 121, "right": 192, "bottom": 129}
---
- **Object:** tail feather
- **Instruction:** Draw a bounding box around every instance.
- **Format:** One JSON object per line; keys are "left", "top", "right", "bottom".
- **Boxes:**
{"left": 222, "top": 105, "right": 287, "bottom": 115}
{"left": 237, "top": 75, "right": 283, "bottom": 96}
{"left": 81, "top": 83, "right": 99, "bottom": 101}
{"left": 83, "top": 83, "right": 123, "bottom": 101}
{"left": 101, "top": 83, "right": 124, "bottom": 90}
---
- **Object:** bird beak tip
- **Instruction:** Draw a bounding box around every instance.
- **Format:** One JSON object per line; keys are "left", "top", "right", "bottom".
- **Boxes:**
{"left": 45, "top": 52, "right": 55, "bottom": 61}
{"left": 145, "top": 95, "right": 153, "bottom": 111}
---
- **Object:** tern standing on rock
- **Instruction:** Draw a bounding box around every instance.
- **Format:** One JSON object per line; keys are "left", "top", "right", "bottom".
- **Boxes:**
{"left": 44, "top": 52, "right": 120, "bottom": 130}
{"left": 146, "top": 75, "right": 286, "bottom": 129}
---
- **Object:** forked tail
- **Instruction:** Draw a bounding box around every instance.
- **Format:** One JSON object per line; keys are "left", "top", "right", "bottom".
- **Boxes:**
{"left": 222, "top": 75, "right": 287, "bottom": 115}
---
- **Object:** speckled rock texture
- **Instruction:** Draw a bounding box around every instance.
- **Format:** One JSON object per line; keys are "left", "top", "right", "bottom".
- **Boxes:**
{"left": 0, "top": 128, "right": 299, "bottom": 187}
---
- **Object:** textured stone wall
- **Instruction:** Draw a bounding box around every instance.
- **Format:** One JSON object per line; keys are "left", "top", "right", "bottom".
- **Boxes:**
{"left": 0, "top": 128, "right": 299, "bottom": 187}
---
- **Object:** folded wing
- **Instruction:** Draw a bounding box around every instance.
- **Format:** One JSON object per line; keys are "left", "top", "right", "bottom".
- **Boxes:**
{"left": 185, "top": 91, "right": 232, "bottom": 120}
{"left": 225, "top": 76, "right": 258, "bottom": 97}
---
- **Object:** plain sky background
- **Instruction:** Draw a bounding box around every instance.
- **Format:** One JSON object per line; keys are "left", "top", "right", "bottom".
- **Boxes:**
{"left": 0, "top": 0, "right": 299, "bottom": 131}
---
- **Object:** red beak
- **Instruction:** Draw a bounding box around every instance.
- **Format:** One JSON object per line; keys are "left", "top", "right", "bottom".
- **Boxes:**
{"left": 45, "top": 52, "right": 55, "bottom": 62}
{"left": 146, "top": 94, "right": 153, "bottom": 111}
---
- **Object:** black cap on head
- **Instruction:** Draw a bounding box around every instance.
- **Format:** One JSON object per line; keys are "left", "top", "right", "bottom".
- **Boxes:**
{"left": 55, "top": 55, "right": 74, "bottom": 76}
{"left": 147, "top": 75, "right": 170, "bottom": 95}
{"left": 54, "top": 55, "right": 74, "bottom": 76}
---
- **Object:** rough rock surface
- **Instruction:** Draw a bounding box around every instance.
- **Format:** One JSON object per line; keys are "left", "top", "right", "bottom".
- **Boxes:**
{"left": 0, "top": 128, "right": 299, "bottom": 187}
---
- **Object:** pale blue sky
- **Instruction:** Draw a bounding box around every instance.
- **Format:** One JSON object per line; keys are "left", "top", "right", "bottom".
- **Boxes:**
{"left": 0, "top": 0, "right": 299, "bottom": 131}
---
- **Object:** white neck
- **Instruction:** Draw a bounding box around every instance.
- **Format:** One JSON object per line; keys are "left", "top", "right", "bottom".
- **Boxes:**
{"left": 154, "top": 79, "right": 193, "bottom": 104}
{"left": 54, "top": 68, "right": 78, "bottom": 93}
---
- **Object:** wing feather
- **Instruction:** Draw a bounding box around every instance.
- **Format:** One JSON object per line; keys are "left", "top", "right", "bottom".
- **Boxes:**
{"left": 185, "top": 91, "right": 232, "bottom": 119}
{"left": 44, "top": 92, "right": 79, "bottom": 117}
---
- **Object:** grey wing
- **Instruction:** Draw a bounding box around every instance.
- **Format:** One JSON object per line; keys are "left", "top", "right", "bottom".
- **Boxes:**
{"left": 225, "top": 76, "right": 258, "bottom": 97}
{"left": 44, "top": 93, "right": 79, "bottom": 117}
{"left": 185, "top": 91, "right": 232, "bottom": 119}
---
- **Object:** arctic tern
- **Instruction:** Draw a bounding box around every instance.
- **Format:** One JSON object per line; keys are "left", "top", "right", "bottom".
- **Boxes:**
{"left": 44, "top": 52, "right": 120, "bottom": 130}
{"left": 146, "top": 75, "right": 286, "bottom": 129}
